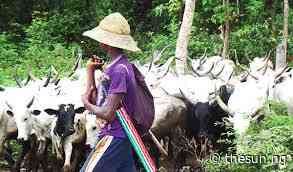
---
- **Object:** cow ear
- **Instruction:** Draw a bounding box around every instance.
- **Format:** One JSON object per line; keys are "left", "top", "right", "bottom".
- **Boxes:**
{"left": 75, "top": 107, "right": 86, "bottom": 114}
{"left": 44, "top": 109, "right": 58, "bottom": 116}
{"left": 32, "top": 110, "right": 41, "bottom": 116}
{"left": 6, "top": 110, "right": 13, "bottom": 117}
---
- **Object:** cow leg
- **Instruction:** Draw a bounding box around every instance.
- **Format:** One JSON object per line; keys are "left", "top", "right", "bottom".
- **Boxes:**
{"left": 71, "top": 144, "right": 84, "bottom": 172}
{"left": 39, "top": 140, "right": 50, "bottom": 172}
{"left": 63, "top": 142, "right": 73, "bottom": 172}
{"left": 21, "top": 136, "right": 38, "bottom": 172}
{"left": 3, "top": 145, "right": 15, "bottom": 166}
{"left": 33, "top": 140, "right": 48, "bottom": 172}
{"left": 142, "top": 134, "right": 161, "bottom": 168}
{"left": 0, "top": 137, "right": 5, "bottom": 159}
{"left": 12, "top": 140, "right": 31, "bottom": 172}
{"left": 149, "top": 141, "right": 160, "bottom": 167}
{"left": 51, "top": 137, "right": 63, "bottom": 172}
{"left": 52, "top": 155, "right": 63, "bottom": 172}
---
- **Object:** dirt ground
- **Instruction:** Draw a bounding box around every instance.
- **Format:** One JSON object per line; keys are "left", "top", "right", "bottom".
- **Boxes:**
{"left": 0, "top": 168, "right": 10, "bottom": 172}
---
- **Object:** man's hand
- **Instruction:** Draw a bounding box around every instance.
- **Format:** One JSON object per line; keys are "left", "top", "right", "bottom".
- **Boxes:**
{"left": 86, "top": 55, "right": 104, "bottom": 71}
{"left": 81, "top": 93, "right": 124, "bottom": 122}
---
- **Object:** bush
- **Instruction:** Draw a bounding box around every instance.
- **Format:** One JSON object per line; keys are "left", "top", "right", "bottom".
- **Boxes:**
{"left": 203, "top": 101, "right": 293, "bottom": 172}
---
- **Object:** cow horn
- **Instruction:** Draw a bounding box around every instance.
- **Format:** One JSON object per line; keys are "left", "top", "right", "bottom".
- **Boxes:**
{"left": 225, "top": 70, "right": 234, "bottom": 85}
{"left": 191, "top": 62, "right": 215, "bottom": 77}
{"left": 274, "top": 66, "right": 289, "bottom": 80}
{"left": 157, "top": 56, "right": 175, "bottom": 79}
{"left": 159, "top": 87, "right": 171, "bottom": 96}
{"left": 263, "top": 50, "right": 272, "bottom": 62}
{"left": 23, "top": 74, "right": 31, "bottom": 86}
{"left": 57, "top": 89, "right": 61, "bottom": 95}
{"left": 178, "top": 88, "right": 193, "bottom": 104}
{"left": 199, "top": 57, "right": 207, "bottom": 66}
{"left": 238, "top": 65, "right": 259, "bottom": 80}
{"left": 5, "top": 101, "right": 13, "bottom": 110}
{"left": 234, "top": 49, "right": 240, "bottom": 66}
{"left": 43, "top": 67, "right": 52, "bottom": 87}
{"left": 51, "top": 66, "right": 60, "bottom": 84}
{"left": 215, "top": 95, "right": 233, "bottom": 116}
{"left": 149, "top": 130, "right": 168, "bottom": 157}
{"left": 13, "top": 68, "right": 23, "bottom": 88}
{"left": 211, "top": 64, "right": 225, "bottom": 79}
{"left": 51, "top": 65, "right": 57, "bottom": 75}
{"left": 261, "top": 51, "right": 272, "bottom": 75}
{"left": 148, "top": 52, "right": 155, "bottom": 72}
{"left": 54, "top": 78, "right": 61, "bottom": 86}
{"left": 186, "top": 56, "right": 193, "bottom": 62}
{"left": 157, "top": 66, "right": 170, "bottom": 80}
{"left": 154, "top": 44, "right": 172, "bottom": 64}
{"left": 27, "top": 96, "right": 35, "bottom": 108}
{"left": 247, "top": 71, "right": 259, "bottom": 80}
{"left": 199, "top": 48, "right": 207, "bottom": 65}
{"left": 149, "top": 45, "right": 172, "bottom": 72}
{"left": 28, "top": 66, "right": 38, "bottom": 81}
{"left": 68, "top": 53, "right": 82, "bottom": 77}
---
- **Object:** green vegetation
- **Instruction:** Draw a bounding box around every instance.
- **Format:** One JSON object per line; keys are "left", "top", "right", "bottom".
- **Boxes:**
{"left": 0, "top": 0, "right": 292, "bottom": 85}
{"left": 204, "top": 101, "right": 293, "bottom": 172}
{"left": 1, "top": 1, "right": 293, "bottom": 171}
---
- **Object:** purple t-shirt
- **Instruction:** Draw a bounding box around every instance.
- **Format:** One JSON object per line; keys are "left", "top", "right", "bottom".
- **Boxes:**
{"left": 96, "top": 54, "right": 138, "bottom": 138}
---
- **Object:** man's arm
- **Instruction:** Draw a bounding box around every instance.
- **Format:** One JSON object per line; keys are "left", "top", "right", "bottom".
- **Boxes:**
{"left": 82, "top": 93, "right": 123, "bottom": 122}
{"left": 85, "top": 56, "right": 104, "bottom": 103}
{"left": 86, "top": 67, "right": 97, "bottom": 92}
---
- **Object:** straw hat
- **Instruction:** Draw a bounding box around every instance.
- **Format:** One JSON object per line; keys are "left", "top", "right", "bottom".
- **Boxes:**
{"left": 83, "top": 12, "right": 141, "bottom": 52}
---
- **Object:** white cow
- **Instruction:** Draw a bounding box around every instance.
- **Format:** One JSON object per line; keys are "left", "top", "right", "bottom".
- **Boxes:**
{"left": 190, "top": 55, "right": 235, "bottom": 82}
{"left": 4, "top": 87, "right": 36, "bottom": 141}
{"left": 270, "top": 68, "right": 293, "bottom": 114}
{"left": 246, "top": 56, "right": 274, "bottom": 81}
{"left": 0, "top": 100, "right": 12, "bottom": 155}
{"left": 84, "top": 112, "right": 103, "bottom": 148}
{"left": 217, "top": 66, "right": 288, "bottom": 136}
{"left": 227, "top": 80, "right": 270, "bottom": 135}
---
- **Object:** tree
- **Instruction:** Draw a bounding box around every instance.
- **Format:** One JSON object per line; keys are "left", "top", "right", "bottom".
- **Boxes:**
{"left": 283, "top": 0, "right": 288, "bottom": 58}
{"left": 221, "top": 0, "right": 230, "bottom": 59}
{"left": 175, "top": 0, "right": 197, "bottom": 74}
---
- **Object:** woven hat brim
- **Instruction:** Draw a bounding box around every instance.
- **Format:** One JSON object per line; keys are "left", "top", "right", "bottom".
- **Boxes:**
{"left": 83, "top": 27, "right": 141, "bottom": 52}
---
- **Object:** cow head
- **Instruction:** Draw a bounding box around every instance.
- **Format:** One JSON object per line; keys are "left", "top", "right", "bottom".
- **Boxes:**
{"left": 0, "top": 106, "right": 10, "bottom": 155}
{"left": 176, "top": 90, "right": 212, "bottom": 148}
{"left": 85, "top": 112, "right": 103, "bottom": 148}
{"left": 45, "top": 104, "right": 86, "bottom": 138}
{"left": 5, "top": 96, "right": 35, "bottom": 141}
{"left": 180, "top": 85, "right": 235, "bottom": 158}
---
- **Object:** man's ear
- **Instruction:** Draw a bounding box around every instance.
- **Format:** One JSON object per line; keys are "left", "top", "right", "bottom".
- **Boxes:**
{"left": 75, "top": 107, "right": 86, "bottom": 114}
{"left": 44, "top": 109, "right": 59, "bottom": 116}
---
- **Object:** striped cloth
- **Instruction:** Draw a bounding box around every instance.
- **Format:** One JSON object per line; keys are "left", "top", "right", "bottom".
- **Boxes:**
{"left": 115, "top": 107, "right": 157, "bottom": 172}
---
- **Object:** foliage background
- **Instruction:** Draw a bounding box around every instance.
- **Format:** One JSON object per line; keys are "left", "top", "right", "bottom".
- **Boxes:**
{"left": 203, "top": 101, "right": 293, "bottom": 172}
{"left": 0, "top": 1, "right": 292, "bottom": 171}
{"left": 0, "top": 0, "right": 292, "bottom": 85}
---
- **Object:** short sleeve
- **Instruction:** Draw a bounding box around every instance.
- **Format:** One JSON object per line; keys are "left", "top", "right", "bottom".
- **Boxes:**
{"left": 108, "top": 69, "right": 127, "bottom": 94}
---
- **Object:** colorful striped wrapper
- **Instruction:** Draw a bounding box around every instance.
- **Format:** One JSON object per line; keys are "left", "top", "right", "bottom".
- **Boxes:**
{"left": 115, "top": 108, "right": 157, "bottom": 172}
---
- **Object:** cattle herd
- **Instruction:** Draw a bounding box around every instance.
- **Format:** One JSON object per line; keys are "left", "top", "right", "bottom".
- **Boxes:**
{"left": 0, "top": 48, "right": 293, "bottom": 171}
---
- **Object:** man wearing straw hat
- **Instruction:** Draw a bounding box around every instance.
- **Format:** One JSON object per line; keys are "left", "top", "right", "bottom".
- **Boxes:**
{"left": 80, "top": 12, "right": 142, "bottom": 172}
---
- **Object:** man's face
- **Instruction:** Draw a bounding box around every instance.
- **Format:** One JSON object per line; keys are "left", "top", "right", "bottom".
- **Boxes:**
{"left": 99, "top": 43, "right": 108, "bottom": 51}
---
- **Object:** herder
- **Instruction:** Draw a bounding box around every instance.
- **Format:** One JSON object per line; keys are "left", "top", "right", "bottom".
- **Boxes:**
{"left": 80, "top": 12, "right": 144, "bottom": 172}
